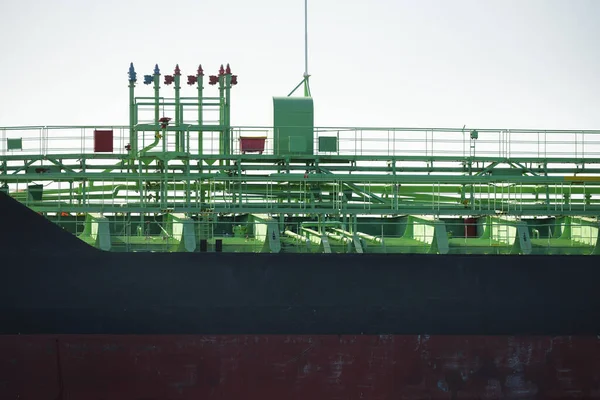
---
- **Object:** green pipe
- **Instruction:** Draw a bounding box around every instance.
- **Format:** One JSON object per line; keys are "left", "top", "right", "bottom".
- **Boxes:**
{"left": 224, "top": 64, "right": 232, "bottom": 156}
{"left": 197, "top": 65, "right": 204, "bottom": 156}
{"left": 331, "top": 228, "right": 354, "bottom": 237}
{"left": 128, "top": 63, "right": 137, "bottom": 159}
{"left": 301, "top": 221, "right": 343, "bottom": 227}
{"left": 136, "top": 124, "right": 224, "bottom": 131}
{"left": 154, "top": 64, "right": 161, "bottom": 153}
{"left": 324, "top": 230, "right": 351, "bottom": 244}
{"left": 9, "top": 172, "right": 600, "bottom": 186}
{"left": 283, "top": 230, "right": 308, "bottom": 242}
{"left": 300, "top": 227, "right": 321, "bottom": 237}
{"left": 174, "top": 65, "right": 182, "bottom": 152}
{"left": 356, "top": 231, "right": 382, "bottom": 243}
{"left": 325, "top": 228, "right": 352, "bottom": 243}
{"left": 139, "top": 135, "right": 161, "bottom": 155}
{"left": 135, "top": 102, "right": 220, "bottom": 106}
{"left": 218, "top": 65, "right": 227, "bottom": 157}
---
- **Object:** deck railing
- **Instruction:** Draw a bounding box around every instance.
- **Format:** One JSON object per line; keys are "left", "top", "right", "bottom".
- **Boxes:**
{"left": 1, "top": 125, "right": 600, "bottom": 161}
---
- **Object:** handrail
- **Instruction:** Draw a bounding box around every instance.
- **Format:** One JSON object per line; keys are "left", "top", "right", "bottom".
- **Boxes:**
{"left": 2, "top": 125, "right": 600, "bottom": 160}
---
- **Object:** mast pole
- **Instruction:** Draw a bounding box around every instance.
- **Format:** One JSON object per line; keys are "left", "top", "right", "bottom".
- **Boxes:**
{"left": 304, "top": 0, "right": 308, "bottom": 78}
{"left": 303, "top": 0, "right": 311, "bottom": 97}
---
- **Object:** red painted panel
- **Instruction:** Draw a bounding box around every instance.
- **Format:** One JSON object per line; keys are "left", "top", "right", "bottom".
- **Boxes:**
{"left": 240, "top": 137, "right": 266, "bottom": 154}
{"left": 464, "top": 218, "right": 478, "bottom": 238}
{"left": 1, "top": 335, "right": 599, "bottom": 399}
{"left": 94, "top": 129, "right": 114, "bottom": 153}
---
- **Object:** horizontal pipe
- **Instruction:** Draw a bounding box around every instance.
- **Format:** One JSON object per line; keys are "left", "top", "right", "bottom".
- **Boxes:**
{"left": 135, "top": 102, "right": 220, "bottom": 107}
{"left": 3, "top": 124, "right": 600, "bottom": 134}
{"left": 356, "top": 231, "right": 382, "bottom": 243}
{"left": 324, "top": 230, "right": 351, "bottom": 244}
{"left": 283, "top": 230, "right": 308, "bottom": 242}
{"left": 331, "top": 228, "right": 353, "bottom": 237}
{"left": 301, "top": 227, "right": 322, "bottom": 237}
{"left": 21, "top": 202, "right": 600, "bottom": 217}
{"left": 5, "top": 152, "right": 600, "bottom": 165}
{"left": 134, "top": 124, "right": 225, "bottom": 131}
{"left": 301, "top": 221, "right": 343, "bottom": 228}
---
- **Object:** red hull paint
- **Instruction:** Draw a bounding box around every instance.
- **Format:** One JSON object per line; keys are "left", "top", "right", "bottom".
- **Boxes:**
{"left": 2, "top": 335, "right": 600, "bottom": 399}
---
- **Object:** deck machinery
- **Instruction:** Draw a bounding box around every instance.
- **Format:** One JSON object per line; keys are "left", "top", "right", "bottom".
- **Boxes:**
{"left": 1, "top": 63, "right": 600, "bottom": 255}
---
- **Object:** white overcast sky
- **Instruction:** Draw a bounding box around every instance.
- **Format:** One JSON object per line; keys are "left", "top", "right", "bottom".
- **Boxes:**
{"left": 0, "top": 0, "right": 598, "bottom": 130}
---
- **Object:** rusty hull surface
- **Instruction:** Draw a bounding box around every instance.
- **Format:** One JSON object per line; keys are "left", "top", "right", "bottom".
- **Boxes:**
{"left": 2, "top": 334, "right": 600, "bottom": 399}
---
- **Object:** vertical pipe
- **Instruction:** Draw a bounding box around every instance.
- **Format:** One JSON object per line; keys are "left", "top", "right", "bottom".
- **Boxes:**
{"left": 162, "top": 122, "right": 167, "bottom": 155}
{"left": 153, "top": 64, "right": 160, "bottom": 143}
{"left": 186, "top": 128, "right": 190, "bottom": 159}
{"left": 174, "top": 64, "right": 182, "bottom": 152}
{"left": 186, "top": 157, "right": 191, "bottom": 208}
{"left": 128, "top": 63, "right": 137, "bottom": 158}
{"left": 218, "top": 65, "right": 225, "bottom": 156}
{"left": 225, "top": 65, "right": 232, "bottom": 156}
{"left": 197, "top": 65, "right": 204, "bottom": 156}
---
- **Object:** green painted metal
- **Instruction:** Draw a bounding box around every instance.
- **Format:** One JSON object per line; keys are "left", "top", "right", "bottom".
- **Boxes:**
{"left": 287, "top": 76, "right": 311, "bottom": 98}
{"left": 6, "top": 138, "right": 22, "bottom": 151}
{"left": 165, "top": 213, "right": 196, "bottom": 252}
{"left": 197, "top": 66, "right": 204, "bottom": 156}
{"left": 127, "top": 63, "right": 234, "bottom": 165}
{"left": 224, "top": 66, "right": 232, "bottom": 156}
{"left": 2, "top": 63, "right": 600, "bottom": 254}
{"left": 384, "top": 216, "right": 449, "bottom": 254}
{"left": 79, "top": 213, "right": 111, "bottom": 251}
{"left": 526, "top": 216, "right": 600, "bottom": 255}
{"left": 273, "top": 97, "right": 314, "bottom": 155}
{"left": 251, "top": 214, "right": 281, "bottom": 253}
{"left": 318, "top": 136, "right": 337, "bottom": 152}
{"left": 128, "top": 68, "right": 137, "bottom": 157}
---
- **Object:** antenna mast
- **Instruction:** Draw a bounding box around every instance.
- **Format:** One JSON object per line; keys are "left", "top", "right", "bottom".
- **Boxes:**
{"left": 304, "top": 0, "right": 308, "bottom": 78}
{"left": 288, "top": 0, "right": 311, "bottom": 97}
{"left": 303, "top": 0, "right": 311, "bottom": 96}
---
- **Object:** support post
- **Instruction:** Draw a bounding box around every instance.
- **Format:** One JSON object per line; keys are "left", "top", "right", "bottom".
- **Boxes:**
{"left": 174, "top": 65, "right": 182, "bottom": 152}
{"left": 224, "top": 64, "right": 232, "bottom": 156}
{"left": 128, "top": 63, "right": 137, "bottom": 158}
{"left": 197, "top": 65, "right": 204, "bottom": 156}
{"left": 218, "top": 65, "right": 227, "bottom": 156}
{"left": 303, "top": 0, "right": 311, "bottom": 97}
{"left": 153, "top": 64, "right": 161, "bottom": 146}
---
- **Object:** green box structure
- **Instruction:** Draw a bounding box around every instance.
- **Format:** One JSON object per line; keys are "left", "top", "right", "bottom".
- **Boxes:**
{"left": 273, "top": 97, "right": 314, "bottom": 156}
{"left": 319, "top": 136, "right": 338, "bottom": 152}
{"left": 27, "top": 184, "right": 43, "bottom": 201}
{"left": 7, "top": 138, "right": 22, "bottom": 151}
